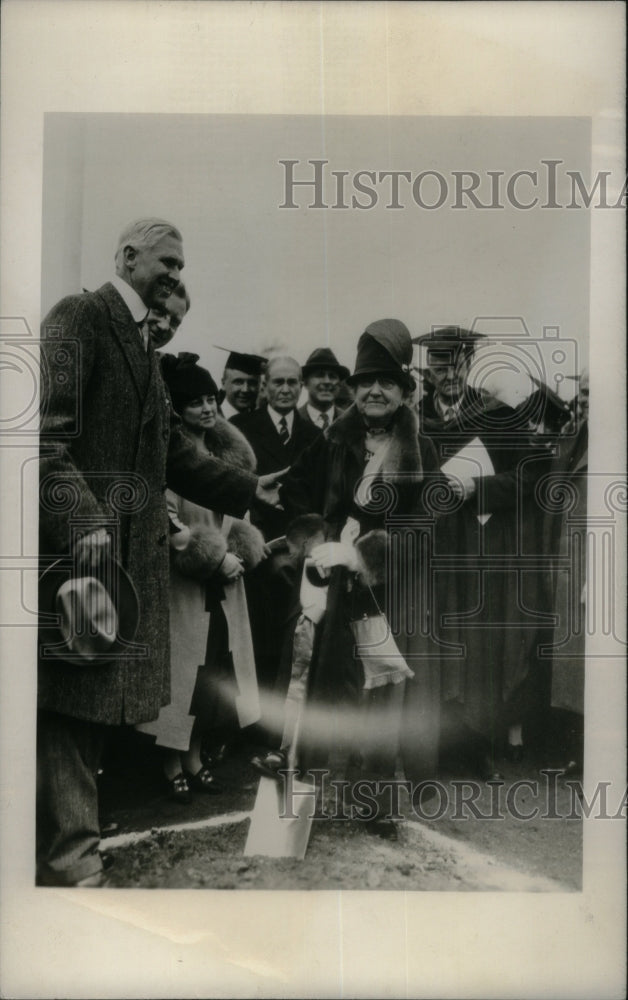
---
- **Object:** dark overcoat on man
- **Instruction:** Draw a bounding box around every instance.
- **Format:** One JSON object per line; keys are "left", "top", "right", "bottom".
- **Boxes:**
{"left": 297, "top": 403, "right": 343, "bottom": 429}
{"left": 39, "top": 282, "right": 257, "bottom": 727}
{"left": 226, "top": 403, "right": 320, "bottom": 708}
{"left": 543, "top": 421, "right": 588, "bottom": 716}
{"left": 418, "top": 388, "right": 554, "bottom": 754}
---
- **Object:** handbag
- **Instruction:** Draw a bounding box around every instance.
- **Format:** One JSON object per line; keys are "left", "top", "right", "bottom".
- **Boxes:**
{"left": 350, "top": 586, "right": 415, "bottom": 690}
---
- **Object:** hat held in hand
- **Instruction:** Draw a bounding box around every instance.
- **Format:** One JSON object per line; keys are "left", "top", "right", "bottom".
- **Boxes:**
{"left": 39, "top": 557, "right": 140, "bottom": 665}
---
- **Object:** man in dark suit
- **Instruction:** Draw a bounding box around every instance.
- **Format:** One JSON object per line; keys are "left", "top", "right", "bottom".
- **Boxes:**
{"left": 298, "top": 347, "right": 350, "bottom": 430}
{"left": 37, "top": 218, "right": 281, "bottom": 886}
{"left": 232, "top": 355, "right": 321, "bottom": 539}
{"left": 232, "top": 356, "right": 321, "bottom": 706}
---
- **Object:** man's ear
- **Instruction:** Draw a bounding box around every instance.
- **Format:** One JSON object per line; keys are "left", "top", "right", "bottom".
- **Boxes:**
{"left": 122, "top": 245, "right": 136, "bottom": 270}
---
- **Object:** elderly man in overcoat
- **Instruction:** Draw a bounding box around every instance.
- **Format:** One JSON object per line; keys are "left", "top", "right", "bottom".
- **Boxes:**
{"left": 37, "top": 218, "right": 279, "bottom": 886}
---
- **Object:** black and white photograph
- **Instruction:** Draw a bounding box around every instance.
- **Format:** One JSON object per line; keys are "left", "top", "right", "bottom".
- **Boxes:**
{"left": 0, "top": 2, "right": 625, "bottom": 998}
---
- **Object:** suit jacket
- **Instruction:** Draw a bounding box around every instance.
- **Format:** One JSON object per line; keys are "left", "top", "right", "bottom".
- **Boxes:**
{"left": 38, "top": 282, "right": 257, "bottom": 725}
{"left": 231, "top": 404, "right": 321, "bottom": 536}
{"left": 298, "top": 403, "right": 342, "bottom": 430}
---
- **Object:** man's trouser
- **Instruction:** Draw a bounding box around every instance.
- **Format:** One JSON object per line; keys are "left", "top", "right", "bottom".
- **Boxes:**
{"left": 36, "top": 710, "right": 106, "bottom": 886}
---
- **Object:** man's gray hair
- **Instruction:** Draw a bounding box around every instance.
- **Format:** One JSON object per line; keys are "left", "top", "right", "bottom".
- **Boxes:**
{"left": 266, "top": 355, "right": 302, "bottom": 379}
{"left": 114, "top": 218, "right": 182, "bottom": 271}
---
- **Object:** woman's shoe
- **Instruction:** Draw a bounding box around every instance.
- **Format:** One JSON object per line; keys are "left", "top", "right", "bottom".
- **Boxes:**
{"left": 185, "top": 766, "right": 224, "bottom": 794}
{"left": 167, "top": 772, "right": 193, "bottom": 803}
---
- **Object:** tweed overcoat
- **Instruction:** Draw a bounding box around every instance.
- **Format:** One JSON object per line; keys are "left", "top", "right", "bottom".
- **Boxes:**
{"left": 38, "top": 282, "right": 257, "bottom": 726}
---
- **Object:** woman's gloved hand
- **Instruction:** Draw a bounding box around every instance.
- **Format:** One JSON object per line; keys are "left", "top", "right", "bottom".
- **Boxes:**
{"left": 220, "top": 552, "right": 245, "bottom": 582}
{"left": 310, "top": 541, "right": 359, "bottom": 577}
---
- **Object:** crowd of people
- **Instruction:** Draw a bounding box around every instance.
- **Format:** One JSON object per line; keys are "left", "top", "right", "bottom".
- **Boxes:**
{"left": 37, "top": 217, "right": 589, "bottom": 885}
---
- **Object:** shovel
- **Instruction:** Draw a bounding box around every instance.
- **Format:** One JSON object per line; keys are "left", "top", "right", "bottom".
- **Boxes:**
{"left": 244, "top": 709, "right": 316, "bottom": 860}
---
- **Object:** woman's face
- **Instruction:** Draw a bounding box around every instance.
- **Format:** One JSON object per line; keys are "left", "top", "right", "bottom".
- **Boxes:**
{"left": 181, "top": 394, "right": 218, "bottom": 432}
{"left": 353, "top": 375, "right": 405, "bottom": 425}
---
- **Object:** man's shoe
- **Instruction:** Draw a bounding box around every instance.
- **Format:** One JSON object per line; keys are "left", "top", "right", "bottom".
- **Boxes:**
{"left": 75, "top": 871, "right": 107, "bottom": 887}
{"left": 364, "top": 818, "right": 399, "bottom": 841}
{"left": 477, "top": 754, "right": 503, "bottom": 781}
{"left": 250, "top": 750, "right": 288, "bottom": 780}
{"left": 100, "top": 851, "right": 115, "bottom": 872}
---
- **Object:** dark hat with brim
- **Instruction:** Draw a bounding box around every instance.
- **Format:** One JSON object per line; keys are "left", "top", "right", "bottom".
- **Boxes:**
{"left": 214, "top": 346, "right": 266, "bottom": 377}
{"left": 302, "top": 347, "right": 350, "bottom": 381}
{"left": 39, "top": 556, "right": 140, "bottom": 666}
{"left": 346, "top": 319, "right": 415, "bottom": 391}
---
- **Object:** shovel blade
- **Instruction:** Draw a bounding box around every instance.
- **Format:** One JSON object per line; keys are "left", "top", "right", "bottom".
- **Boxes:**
{"left": 244, "top": 776, "right": 315, "bottom": 860}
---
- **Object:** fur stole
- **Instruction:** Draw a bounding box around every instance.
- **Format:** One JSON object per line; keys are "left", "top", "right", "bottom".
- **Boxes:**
{"left": 326, "top": 403, "right": 424, "bottom": 480}
{"left": 226, "top": 519, "right": 265, "bottom": 571}
{"left": 204, "top": 416, "right": 257, "bottom": 471}
{"left": 171, "top": 519, "right": 265, "bottom": 579}
{"left": 171, "top": 523, "right": 227, "bottom": 581}
{"left": 355, "top": 529, "right": 389, "bottom": 587}
{"left": 170, "top": 420, "right": 259, "bottom": 580}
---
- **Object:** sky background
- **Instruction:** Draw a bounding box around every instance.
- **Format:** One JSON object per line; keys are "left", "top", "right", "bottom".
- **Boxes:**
{"left": 42, "top": 113, "right": 590, "bottom": 395}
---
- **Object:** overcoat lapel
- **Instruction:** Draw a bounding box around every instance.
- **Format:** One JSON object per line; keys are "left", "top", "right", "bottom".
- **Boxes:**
{"left": 140, "top": 343, "right": 165, "bottom": 425}
{"left": 97, "top": 283, "right": 151, "bottom": 401}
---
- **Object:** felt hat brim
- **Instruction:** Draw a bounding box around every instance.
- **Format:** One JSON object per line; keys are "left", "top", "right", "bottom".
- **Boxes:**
{"left": 39, "top": 556, "right": 140, "bottom": 666}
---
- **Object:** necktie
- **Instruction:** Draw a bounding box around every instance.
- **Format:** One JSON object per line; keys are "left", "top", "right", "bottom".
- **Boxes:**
{"left": 319, "top": 411, "right": 330, "bottom": 430}
{"left": 278, "top": 416, "right": 290, "bottom": 444}
{"left": 137, "top": 318, "right": 149, "bottom": 351}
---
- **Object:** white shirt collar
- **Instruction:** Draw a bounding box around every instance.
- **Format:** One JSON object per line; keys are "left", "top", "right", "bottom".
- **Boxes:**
{"left": 220, "top": 399, "right": 239, "bottom": 420}
{"left": 434, "top": 394, "right": 462, "bottom": 422}
{"left": 267, "top": 406, "right": 295, "bottom": 433}
{"left": 110, "top": 275, "right": 150, "bottom": 325}
{"left": 306, "top": 403, "right": 334, "bottom": 427}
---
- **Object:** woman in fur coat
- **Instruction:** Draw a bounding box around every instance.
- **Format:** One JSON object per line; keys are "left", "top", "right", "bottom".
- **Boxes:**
{"left": 279, "top": 321, "right": 444, "bottom": 838}
{"left": 137, "top": 354, "right": 265, "bottom": 800}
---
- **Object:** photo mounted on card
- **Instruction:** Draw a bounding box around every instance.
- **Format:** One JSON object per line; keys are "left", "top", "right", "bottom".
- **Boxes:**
{"left": 32, "top": 109, "right": 603, "bottom": 891}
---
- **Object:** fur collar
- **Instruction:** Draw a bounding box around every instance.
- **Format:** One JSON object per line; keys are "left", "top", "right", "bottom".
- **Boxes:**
{"left": 327, "top": 402, "right": 423, "bottom": 478}
{"left": 203, "top": 416, "right": 257, "bottom": 472}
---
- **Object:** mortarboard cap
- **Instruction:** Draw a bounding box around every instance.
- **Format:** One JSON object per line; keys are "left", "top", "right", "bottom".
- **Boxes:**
{"left": 412, "top": 327, "right": 486, "bottom": 352}
{"left": 214, "top": 345, "right": 266, "bottom": 377}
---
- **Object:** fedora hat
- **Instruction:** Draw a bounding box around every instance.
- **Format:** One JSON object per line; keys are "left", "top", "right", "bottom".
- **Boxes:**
{"left": 39, "top": 556, "right": 140, "bottom": 666}
{"left": 302, "top": 347, "right": 350, "bottom": 381}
